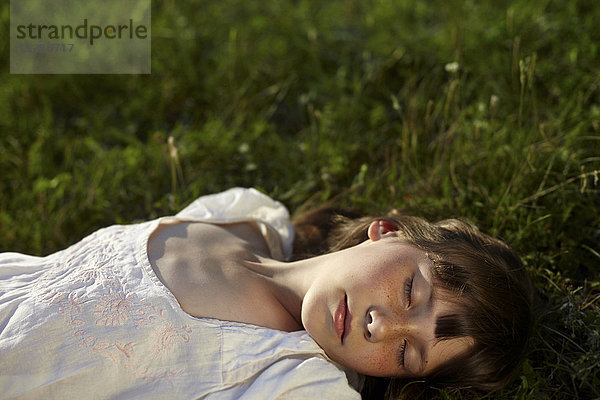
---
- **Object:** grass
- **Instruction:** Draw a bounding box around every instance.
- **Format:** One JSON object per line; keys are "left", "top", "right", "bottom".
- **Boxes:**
{"left": 1, "top": 0, "right": 599, "bottom": 398}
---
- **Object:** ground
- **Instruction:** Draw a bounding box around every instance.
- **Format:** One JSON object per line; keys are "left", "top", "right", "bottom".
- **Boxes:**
{"left": 1, "top": 1, "right": 599, "bottom": 398}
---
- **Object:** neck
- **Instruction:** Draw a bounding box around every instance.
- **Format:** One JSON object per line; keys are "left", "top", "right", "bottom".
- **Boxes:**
{"left": 242, "top": 254, "right": 326, "bottom": 331}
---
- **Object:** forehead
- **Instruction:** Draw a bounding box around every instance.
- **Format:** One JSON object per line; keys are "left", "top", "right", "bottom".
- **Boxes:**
{"left": 379, "top": 239, "right": 432, "bottom": 270}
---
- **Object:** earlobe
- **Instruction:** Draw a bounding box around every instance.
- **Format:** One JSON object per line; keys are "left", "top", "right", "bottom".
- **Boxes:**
{"left": 367, "top": 220, "right": 400, "bottom": 241}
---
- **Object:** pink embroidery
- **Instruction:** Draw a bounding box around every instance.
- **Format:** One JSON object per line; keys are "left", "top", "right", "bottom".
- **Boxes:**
{"left": 93, "top": 342, "right": 110, "bottom": 351}
{"left": 94, "top": 291, "right": 134, "bottom": 326}
{"left": 31, "top": 223, "right": 194, "bottom": 388}
{"left": 152, "top": 323, "right": 192, "bottom": 354}
{"left": 116, "top": 342, "right": 134, "bottom": 358}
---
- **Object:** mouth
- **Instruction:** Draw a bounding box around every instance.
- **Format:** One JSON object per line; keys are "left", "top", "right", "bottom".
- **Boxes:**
{"left": 334, "top": 295, "right": 352, "bottom": 344}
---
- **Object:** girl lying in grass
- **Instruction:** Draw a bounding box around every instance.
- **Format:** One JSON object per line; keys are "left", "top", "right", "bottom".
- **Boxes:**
{"left": 0, "top": 187, "right": 533, "bottom": 399}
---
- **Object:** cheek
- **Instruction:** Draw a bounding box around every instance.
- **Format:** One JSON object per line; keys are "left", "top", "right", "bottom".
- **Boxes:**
{"left": 347, "top": 347, "right": 398, "bottom": 377}
{"left": 355, "top": 263, "right": 404, "bottom": 301}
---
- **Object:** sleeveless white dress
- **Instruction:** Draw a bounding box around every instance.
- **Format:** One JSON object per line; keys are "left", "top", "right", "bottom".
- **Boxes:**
{"left": 0, "top": 188, "right": 361, "bottom": 399}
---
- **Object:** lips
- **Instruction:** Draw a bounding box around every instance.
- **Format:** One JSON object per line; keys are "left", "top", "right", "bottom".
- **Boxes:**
{"left": 334, "top": 295, "right": 352, "bottom": 343}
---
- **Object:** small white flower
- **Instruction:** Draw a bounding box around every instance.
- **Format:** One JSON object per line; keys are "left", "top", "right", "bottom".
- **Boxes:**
{"left": 444, "top": 62, "right": 460, "bottom": 73}
{"left": 238, "top": 143, "right": 250, "bottom": 154}
{"left": 490, "top": 95, "right": 499, "bottom": 109}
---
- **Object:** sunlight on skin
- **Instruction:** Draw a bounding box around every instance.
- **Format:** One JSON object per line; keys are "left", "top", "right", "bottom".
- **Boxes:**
{"left": 299, "top": 221, "right": 474, "bottom": 377}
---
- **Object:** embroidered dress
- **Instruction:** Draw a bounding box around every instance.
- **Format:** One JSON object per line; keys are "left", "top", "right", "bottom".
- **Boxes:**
{"left": 0, "top": 188, "right": 361, "bottom": 399}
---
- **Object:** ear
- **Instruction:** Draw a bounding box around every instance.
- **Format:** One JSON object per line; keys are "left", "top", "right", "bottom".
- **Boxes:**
{"left": 367, "top": 220, "right": 400, "bottom": 241}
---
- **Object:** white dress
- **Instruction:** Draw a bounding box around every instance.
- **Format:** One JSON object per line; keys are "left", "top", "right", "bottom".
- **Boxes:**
{"left": 0, "top": 188, "right": 362, "bottom": 399}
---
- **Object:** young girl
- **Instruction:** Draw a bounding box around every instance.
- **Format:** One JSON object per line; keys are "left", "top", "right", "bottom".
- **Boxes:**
{"left": 0, "top": 187, "right": 533, "bottom": 399}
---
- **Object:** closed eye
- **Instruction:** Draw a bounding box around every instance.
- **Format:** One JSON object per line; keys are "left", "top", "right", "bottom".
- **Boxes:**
{"left": 404, "top": 276, "right": 414, "bottom": 308}
{"left": 398, "top": 338, "right": 407, "bottom": 367}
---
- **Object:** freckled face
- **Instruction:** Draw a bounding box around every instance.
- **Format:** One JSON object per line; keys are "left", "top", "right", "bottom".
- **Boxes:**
{"left": 301, "top": 231, "right": 472, "bottom": 377}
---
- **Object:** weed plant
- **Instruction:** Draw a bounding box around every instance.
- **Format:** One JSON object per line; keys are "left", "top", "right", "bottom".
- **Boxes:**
{"left": 1, "top": 0, "right": 599, "bottom": 399}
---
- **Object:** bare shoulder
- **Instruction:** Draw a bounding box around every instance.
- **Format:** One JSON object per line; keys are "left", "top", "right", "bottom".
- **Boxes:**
{"left": 147, "top": 221, "right": 295, "bottom": 330}
{"left": 148, "top": 220, "right": 271, "bottom": 260}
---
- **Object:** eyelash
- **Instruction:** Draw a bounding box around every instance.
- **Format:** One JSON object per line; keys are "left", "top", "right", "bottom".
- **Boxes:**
{"left": 399, "top": 339, "right": 407, "bottom": 367}
{"left": 404, "top": 276, "right": 414, "bottom": 307}
{"left": 399, "top": 277, "right": 413, "bottom": 367}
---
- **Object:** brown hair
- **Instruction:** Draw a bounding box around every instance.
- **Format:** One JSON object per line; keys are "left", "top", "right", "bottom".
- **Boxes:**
{"left": 292, "top": 207, "right": 534, "bottom": 399}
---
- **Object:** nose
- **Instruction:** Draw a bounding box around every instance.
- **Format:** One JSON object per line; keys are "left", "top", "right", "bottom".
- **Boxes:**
{"left": 365, "top": 307, "right": 406, "bottom": 342}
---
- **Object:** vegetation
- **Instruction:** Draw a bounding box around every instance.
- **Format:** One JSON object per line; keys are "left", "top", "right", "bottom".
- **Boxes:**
{"left": 1, "top": 0, "right": 598, "bottom": 398}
